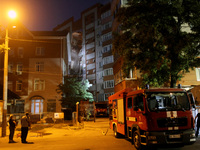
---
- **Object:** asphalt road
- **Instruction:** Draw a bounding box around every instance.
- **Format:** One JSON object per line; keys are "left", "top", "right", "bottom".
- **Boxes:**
{"left": 0, "top": 118, "right": 200, "bottom": 150}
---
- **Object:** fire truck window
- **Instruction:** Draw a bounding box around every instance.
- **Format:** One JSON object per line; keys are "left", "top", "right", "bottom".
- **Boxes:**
{"left": 127, "top": 97, "right": 133, "bottom": 109}
{"left": 138, "top": 95, "right": 144, "bottom": 111}
{"left": 133, "top": 96, "right": 138, "bottom": 108}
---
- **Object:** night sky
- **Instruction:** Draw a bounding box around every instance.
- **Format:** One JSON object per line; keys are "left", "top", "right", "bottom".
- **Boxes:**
{"left": 0, "top": 0, "right": 111, "bottom": 31}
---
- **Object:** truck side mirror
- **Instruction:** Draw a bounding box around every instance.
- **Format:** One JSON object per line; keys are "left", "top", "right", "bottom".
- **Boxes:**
{"left": 188, "top": 92, "right": 196, "bottom": 110}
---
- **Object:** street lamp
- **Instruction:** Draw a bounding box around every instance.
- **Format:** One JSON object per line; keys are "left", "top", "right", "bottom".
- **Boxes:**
{"left": 1, "top": 10, "right": 17, "bottom": 137}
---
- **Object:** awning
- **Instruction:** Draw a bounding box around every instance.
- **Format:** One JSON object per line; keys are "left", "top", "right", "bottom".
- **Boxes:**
{"left": 0, "top": 84, "right": 20, "bottom": 100}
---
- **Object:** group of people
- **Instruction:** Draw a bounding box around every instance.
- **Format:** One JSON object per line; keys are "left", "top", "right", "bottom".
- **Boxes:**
{"left": 8, "top": 112, "right": 31, "bottom": 143}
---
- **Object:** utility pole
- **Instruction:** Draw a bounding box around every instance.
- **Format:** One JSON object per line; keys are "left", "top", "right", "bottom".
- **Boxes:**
{"left": 2, "top": 28, "right": 9, "bottom": 137}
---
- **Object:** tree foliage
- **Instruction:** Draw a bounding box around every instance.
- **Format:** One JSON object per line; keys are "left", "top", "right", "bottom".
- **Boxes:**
{"left": 113, "top": 0, "right": 200, "bottom": 87}
{"left": 57, "top": 76, "right": 93, "bottom": 110}
{"left": 0, "top": 44, "right": 5, "bottom": 52}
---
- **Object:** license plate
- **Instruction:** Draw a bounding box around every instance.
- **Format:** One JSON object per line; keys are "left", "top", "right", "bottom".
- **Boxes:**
{"left": 169, "top": 134, "right": 181, "bottom": 138}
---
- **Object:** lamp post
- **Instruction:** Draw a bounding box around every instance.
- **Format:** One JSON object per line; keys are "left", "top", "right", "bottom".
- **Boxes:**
{"left": 1, "top": 10, "right": 16, "bottom": 137}
{"left": 1, "top": 27, "right": 9, "bottom": 137}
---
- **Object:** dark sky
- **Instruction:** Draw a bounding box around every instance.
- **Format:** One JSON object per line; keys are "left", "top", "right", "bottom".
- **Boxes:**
{"left": 0, "top": 0, "right": 111, "bottom": 31}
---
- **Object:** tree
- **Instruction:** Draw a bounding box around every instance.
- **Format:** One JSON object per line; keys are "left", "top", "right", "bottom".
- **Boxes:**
{"left": 113, "top": 0, "right": 200, "bottom": 88}
{"left": 0, "top": 44, "right": 5, "bottom": 51}
{"left": 57, "top": 76, "right": 93, "bottom": 110}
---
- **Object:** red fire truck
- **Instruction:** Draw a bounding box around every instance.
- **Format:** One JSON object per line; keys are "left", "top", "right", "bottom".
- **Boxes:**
{"left": 109, "top": 87, "right": 196, "bottom": 150}
{"left": 95, "top": 102, "right": 108, "bottom": 117}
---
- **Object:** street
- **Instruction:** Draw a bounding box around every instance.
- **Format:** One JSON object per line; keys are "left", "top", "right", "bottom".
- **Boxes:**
{"left": 0, "top": 118, "right": 200, "bottom": 150}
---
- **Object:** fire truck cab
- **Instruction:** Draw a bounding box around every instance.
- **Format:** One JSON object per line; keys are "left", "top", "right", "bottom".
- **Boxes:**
{"left": 109, "top": 87, "right": 196, "bottom": 150}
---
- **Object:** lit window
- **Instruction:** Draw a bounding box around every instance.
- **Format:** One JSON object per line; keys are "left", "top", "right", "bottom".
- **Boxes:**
{"left": 31, "top": 98, "right": 43, "bottom": 114}
{"left": 16, "top": 63, "right": 23, "bottom": 75}
{"left": 196, "top": 68, "right": 200, "bottom": 81}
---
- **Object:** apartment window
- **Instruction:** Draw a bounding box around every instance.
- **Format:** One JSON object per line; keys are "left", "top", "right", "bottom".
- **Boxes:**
{"left": 103, "top": 55, "right": 113, "bottom": 65}
{"left": 34, "top": 79, "right": 45, "bottom": 91}
{"left": 102, "top": 22, "right": 112, "bottom": 31}
{"left": 104, "top": 68, "right": 113, "bottom": 76}
{"left": 8, "top": 63, "right": 13, "bottom": 73}
{"left": 103, "top": 45, "right": 112, "bottom": 53}
{"left": 104, "top": 92, "right": 114, "bottom": 100}
{"left": 128, "top": 68, "right": 137, "bottom": 79}
{"left": 36, "top": 47, "right": 45, "bottom": 56}
{"left": 99, "top": 62, "right": 103, "bottom": 68}
{"left": 114, "top": 70, "right": 123, "bottom": 85}
{"left": 104, "top": 80, "right": 114, "bottom": 89}
{"left": 18, "top": 47, "right": 24, "bottom": 58}
{"left": 99, "top": 41, "right": 102, "bottom": 46}
{"left": 98, "top": 71, "right": 103, "bottom": 79}
{"left": 102, "top": 32, "right": 112, "bottom": 42}
{"left": 16, "top": 80, "right": 22, "bottom": 91}
{"left": 16, "top": 63, "right": 23, "bottom": 75}
{"left": 101, "top": 10, "right": 111, "bottom": 19}
{"left": 36, "top": 62, "right": 44, "bottom": 72}
{"left": 98, "top": 50, "right": 102, "bottom": 57}
{"left": 196, "top": 68, "right": 200, "bottom": 81}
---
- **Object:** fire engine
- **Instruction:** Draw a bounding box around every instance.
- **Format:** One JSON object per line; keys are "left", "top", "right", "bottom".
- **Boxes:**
{"left": 108, "top": 86, "right": 196, "bottom": 150}
{"left": 95, "top": 102, "right": 108, "bottom": 117}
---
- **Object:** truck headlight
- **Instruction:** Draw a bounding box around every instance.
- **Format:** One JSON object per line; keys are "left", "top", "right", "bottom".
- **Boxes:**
{"left": 190, "top": 133, "right": 196, "bottom": 138}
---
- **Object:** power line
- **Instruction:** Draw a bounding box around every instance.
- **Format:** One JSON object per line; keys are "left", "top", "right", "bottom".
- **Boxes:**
{"left": 0, "top": 38, "right": 63, "bottom": 44}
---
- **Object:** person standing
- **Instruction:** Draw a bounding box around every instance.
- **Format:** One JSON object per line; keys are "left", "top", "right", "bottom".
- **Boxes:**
{"left": 21, "top": 112, "right": 31, "bottom": 143}
{"left": 195, "top": 110, "right": 200, "bottom": 137}
{"left": 8, "top": 115, "right": 17, "bottom": 143}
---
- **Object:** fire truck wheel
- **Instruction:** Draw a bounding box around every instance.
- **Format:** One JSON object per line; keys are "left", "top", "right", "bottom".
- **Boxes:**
{"left": 132, "top": 130, "right": 141, "bottom": 150}
{"left": 113, "top": 126, "right": 119, "bottom": 138}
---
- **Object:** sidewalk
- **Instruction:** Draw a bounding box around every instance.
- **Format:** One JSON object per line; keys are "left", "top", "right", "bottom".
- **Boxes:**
{"left": 0, "top": 118, "right": 111, "bottom": 150}
{"left": 1, "top": 118, "right": 199, "bottom": 150}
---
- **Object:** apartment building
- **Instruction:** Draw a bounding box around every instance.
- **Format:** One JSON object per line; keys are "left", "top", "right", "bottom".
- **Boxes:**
{"left": 0, "top": 22, "right": 68, "bottom": 114}
{"left": 54, "top": 3, "right": 114, "bottom": 102}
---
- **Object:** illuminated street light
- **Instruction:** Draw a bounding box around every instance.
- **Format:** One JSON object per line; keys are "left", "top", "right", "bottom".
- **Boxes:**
{"left": 1, "top": 10, "right": 17, "bottom": 137}
{"left": 8, "top": 10, "right": 17, "bottom": 19}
